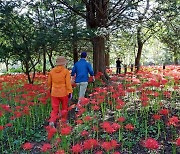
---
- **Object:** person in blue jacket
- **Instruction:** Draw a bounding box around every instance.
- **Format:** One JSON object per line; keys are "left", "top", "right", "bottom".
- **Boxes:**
{"left": 71, "top": 52, "right": 95, "bottom": 111}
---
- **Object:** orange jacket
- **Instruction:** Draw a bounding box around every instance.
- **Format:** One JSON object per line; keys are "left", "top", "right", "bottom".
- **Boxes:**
{"left": 48, "top": 66, "right": 72, "bottom": 97}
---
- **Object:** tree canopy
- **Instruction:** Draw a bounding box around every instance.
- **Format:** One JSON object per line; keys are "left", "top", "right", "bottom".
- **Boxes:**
{"left": 0, "top": 0, "right": 179, "bottom": 82}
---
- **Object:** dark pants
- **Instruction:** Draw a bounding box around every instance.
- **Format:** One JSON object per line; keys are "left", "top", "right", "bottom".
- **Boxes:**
{"left": 116, "top": 67, "right": 121, "bottom": 74}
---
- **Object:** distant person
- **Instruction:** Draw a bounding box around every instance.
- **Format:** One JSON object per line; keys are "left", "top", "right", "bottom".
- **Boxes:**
{"left": 116, "top": 58, "right": 122, "bottom": 74}
{"left": 71, "top": 52, "right": 95, "bottom": 111}
{"left": 48, "top": 56, "right": 73, "bottom": 127}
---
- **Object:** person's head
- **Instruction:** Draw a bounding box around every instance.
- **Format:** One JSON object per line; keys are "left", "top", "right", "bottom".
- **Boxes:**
{"left": 81, "top": 52, "right": 87, "bottom": 58}
{"left": 56, "top": 56, "right": 67, "bottom": 66}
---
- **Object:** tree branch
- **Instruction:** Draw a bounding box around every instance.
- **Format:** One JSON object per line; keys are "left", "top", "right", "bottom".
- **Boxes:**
{"left": 58, "top": 0, "right": 87, "bottom": 19}
{"left": 108, "top": 0, "right": 127, "bottom": 16}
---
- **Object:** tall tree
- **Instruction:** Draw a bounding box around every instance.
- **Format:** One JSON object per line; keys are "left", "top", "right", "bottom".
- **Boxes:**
{"left": 156, "top": 0, "right": 180, "bottom": 64}
{"left": 0, "top": 1, "right": 41, "bottom": 83}
{"left": 58, "top": 0, "right": 140, "bottom": 80}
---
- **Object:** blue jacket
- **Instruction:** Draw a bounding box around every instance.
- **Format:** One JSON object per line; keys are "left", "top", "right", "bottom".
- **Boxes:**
{"left": 71, "top": 59, "right": 94, "bottom": 83}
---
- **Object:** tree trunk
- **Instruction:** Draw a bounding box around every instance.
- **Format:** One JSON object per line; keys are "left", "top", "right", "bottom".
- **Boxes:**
{"left": 47, "top": 49, "right": 54, "bottom": 68}
{"left": 42, "top": 46, "right": 46, "bottom": 75}
{"left": 105, "top": 52, "right": 110, "bottom": 67}
{"left": 174, "top": 51, "right": 178, "bottom": 65}
{"left": 5, "top": 59, "right": 9, "bottom": 72}
{"left": 92, "top": 36, "right": 105, "bottom": 74}
{"left": 135, "top": 43, "right": 143, "bottom": 71}
{"left": 92, "top": 36, "right": 109, "bottom": 81}
{"left": 135, "top": 26, "right": 143, "bottom": 71}
{"left": 72, "top": 40, "right": 78, "bottom": 64}
{"left": 24, "top": 61, "right": 32, "bottom": 84}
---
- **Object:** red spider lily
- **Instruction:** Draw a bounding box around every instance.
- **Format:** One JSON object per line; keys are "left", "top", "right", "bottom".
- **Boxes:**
{"left": 1, "top": 104, "right": 11, "bottom": 112}
{"left": 10, "top": 116, "right": 16, "bottom": 120}
{"left": 153, "top": 92, "right": 159, "bottom": 97}
{"left": 83, "top": 138, "right": 98, "bottom": 150}
{"left": 100, "top": 121, "right": 111, "bottom": 130}
{"left": 112, "top": 123, "right": 121, "bottom": 131}
{"left": 112, "top": 93, "right": 119, "bottom": 99}
{"left": 38, "top": 97, "right": 48, "bottom": 105}
{"left": 22, "top": 142, "right": 34, "bottom": 150}
{"left": 79, "top": 97, "right": 90, "bottom": 106}
{"left": 15, "top": 106, "right": 22, "bottom": 110}
{"left": 126, "top": 88, "right": 136, "bottom": 93}
{"left": 116, "top": 99, "right": 125, "bottom": 107}
{"left": 140, "top": 95, "right": 149, "bottom": 102}
{"left": 152, "top": 114, "right": 161, "bottom": 121}
{"left": 55, "top": 149, "right": 66, "bottom": 154}
{"left": 0, "top": 125, "right": 4, "bottom": 131}
{"left": 76, "top": 119, "right": 83, "bottom": 125}
{"left": 46, "top": 126, "right": 57, "bottom": 140}
{"left": 60, "top": 125, "right": 71, "bottom": 136}
{"left": 28, "top": 102, "right": 35, "bottom": 106}
{"left": 163, "top": 91, "right": 171, "bottom": 98}
{"left": 173, "top": 85, "right": 179, "bottom": 90}
{"left": 105, "top": 126, "right": 116, "bottom": 133}
{"left": 88, "top": 76, "right": 94, "bottom": 82}
{"left": 101, "top": 141, "right": 112, "bottom": 151}
{"left": 41, "top": 143, "right": 51, "bottom": 152}
{"left": 14, "top": 111, "right": 22, "bottom": 118}
{"left": 23, "top": 106, "right": 30, "bottom": 115}
{"left": 92, "top": 105, "right": 100, "bottom": 111}
{"left": 160, "top": 78, "right": 168, "bottom": 85}
{"left": 167, "top": 116, "right": 179, "bottom": 127}
{"left": 110, "top": 140, "right": 119, "bottom": 149}
{"left": 20, "top": 100, "right": 26, "bottom": 105}
{"left": 117, "top": 116, "right": 126, "bottom": 123}
{"left": 76, "top": 107, "right": 86, "bottom": 116}
{"left": 90, "top": 99, "right": 98, "bottom": 105}
{"left": 141, "top": 101, "right": 149, "bottom": 107}
{"left": 71, "top": 143, "right": 83, "bottom": 153}
{"left": 95, "top": 151, "right": 103, "bottom": 154}
{"left": 159, "top": 108, "right": 169, "bottom": 116}
{"left": 124, "top": 123, "right": 135, "bottom": 131}
{"left": 81, "top": 130, "right": 89, "bottom": 137}
{"left": 0, "top": 111, "right": 3, "bottom": 117}
{"left": 175, "top": 137, "right": 180, "bottom": 146}
{"left": 83, "top": 116, "right": 92, "bottom": 122}
{"left": 113, "top": 152, "right": 121, "bottom": 154}
{"left": 5, "top": 123, "right": 13, "bottom": 127}
{"left": 142, "top": 138, "right": 159, "bottom": 150}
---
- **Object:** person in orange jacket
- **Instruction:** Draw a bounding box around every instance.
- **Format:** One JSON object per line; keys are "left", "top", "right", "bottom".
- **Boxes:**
{"left": 48, "top": 56, "right": 73, "bottom": 126}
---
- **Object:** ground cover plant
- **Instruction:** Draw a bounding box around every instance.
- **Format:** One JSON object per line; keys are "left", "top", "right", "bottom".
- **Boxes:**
{"left": 0, "top": 65, "right": 180, "bottom": 154}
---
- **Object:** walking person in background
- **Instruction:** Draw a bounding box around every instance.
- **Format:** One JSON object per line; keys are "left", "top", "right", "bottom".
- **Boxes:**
{"left": 48, "top": 56, "right": 73, "bottom": 127}
{"left": 71, "top": 52, "right": 95, "bottom": 111}
{"left": 116, "top": 58, "right": 122, "bottom": 74}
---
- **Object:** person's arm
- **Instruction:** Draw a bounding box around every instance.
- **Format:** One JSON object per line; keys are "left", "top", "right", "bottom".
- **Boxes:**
{"left": 71, "top": 65, "right": 76, "bottom": 76}
{"left": 87, "top": 63, "right": 94, "bottom": 76}
{"left": 66, "top": 70, "right": 73, "bottom": 95}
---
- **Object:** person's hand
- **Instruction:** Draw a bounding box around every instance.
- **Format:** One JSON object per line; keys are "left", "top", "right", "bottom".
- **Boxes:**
{"left": 92, "top": 76, "right": 95, "bottom": 82}
{"left": 71, "top": 76, "right": 75, "bottom": 84}
{"left": 68, "top": 93, "right": 72, "bottom": 100}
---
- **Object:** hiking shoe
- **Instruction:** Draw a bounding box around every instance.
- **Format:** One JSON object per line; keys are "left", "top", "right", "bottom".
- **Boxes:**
{"left": 75, "top": 107, "right": 79, "bottom": 112}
